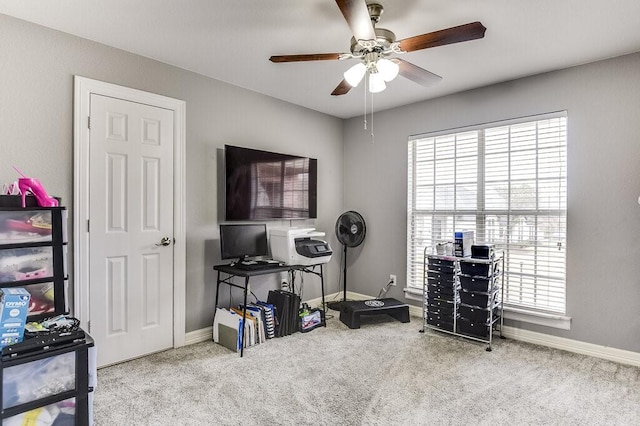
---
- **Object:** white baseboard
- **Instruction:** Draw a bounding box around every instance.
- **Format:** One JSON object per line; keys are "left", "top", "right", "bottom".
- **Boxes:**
{"left": 186, "top": 292, "right": 640, "bottom": 367}
{"left": 500, "top": 325, "right": 640, "bottom": 367}
{"left": 185, "top": 326, "right": 212, "bottom": 345}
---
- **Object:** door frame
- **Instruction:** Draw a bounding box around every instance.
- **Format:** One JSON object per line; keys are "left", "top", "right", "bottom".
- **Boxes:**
{"left": 73, "top": 76, "right": 186, "bottom": 348}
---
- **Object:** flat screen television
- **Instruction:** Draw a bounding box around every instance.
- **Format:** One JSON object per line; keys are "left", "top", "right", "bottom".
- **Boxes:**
{"left": 224, "top": 145, "right": 317, "bottom": 220}
{"left": 219, "top": 223, "right": 269, "bottom": 260}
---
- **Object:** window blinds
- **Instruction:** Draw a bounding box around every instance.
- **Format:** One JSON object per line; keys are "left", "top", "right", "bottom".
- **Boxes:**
{"left": 407, "top": 113, "right": 567, "bottom": 314}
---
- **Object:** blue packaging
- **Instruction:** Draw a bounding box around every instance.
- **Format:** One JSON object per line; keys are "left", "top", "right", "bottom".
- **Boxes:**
{"left": 0, "top": 287, "right": 31, "bottom": 347}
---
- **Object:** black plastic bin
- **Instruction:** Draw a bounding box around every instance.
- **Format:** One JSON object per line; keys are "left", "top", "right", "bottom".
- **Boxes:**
{"left": 427, "top": 291, "right": 457, "bottom": 303}
{"left": 426, "top": 283, "right": 457, "bottom": 297}
{"left": 426, "top": 298, "right": 455, "bottom": 307}
{"left": 426, "top": 311, "right": 455, "bottom": 324}
{"left": 459, "top": 275, "right": 492, "bottom": 292}
{"left": 427, "top": 263, "right": 455, "bottom": 274}
{"left": 426, "top": 304, "right": 455, "bottom": 317}
{"left": 458, "top": 304, "right": 499, "bottom": 323}
{"left": 459, "top": 260, "right": 493, "bottom": 277}
{"left": 427, "top": 270, "right": 456, "bottom": 283}
{"left": 459, "top": 289, "right": 495, "bottom": 308}
{"left": 427, "top": 257, "right": 456, "bottom": 269}
{"left": 426, "top": 276, "right": 456, "bottom": 288}
{"left": 426, "top": 317, "right": 454, "bottom": 332}
{"left": 457, "top": 317, "right": 490, "bottom": 339}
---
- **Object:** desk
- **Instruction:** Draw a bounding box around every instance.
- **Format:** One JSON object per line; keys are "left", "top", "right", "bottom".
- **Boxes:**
{"left": 213, "top": 263, "right": 326, "bottom": 357}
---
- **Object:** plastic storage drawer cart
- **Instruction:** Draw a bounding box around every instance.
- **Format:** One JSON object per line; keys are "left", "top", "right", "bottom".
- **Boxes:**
{"left": 1, "top": 334, "right": 96, "bottom": 425}
{"left": 421, "top": 250, "right": 504, "bottom": 351}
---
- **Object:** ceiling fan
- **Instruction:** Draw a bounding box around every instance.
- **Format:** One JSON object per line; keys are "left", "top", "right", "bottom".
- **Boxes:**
{"left": 269, "top": 0, "right": 486, "bottom": 96}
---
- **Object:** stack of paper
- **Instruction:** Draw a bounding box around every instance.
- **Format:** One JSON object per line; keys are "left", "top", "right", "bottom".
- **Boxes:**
{"left": 212, "top": 308, "right": 242, "bottom": 352}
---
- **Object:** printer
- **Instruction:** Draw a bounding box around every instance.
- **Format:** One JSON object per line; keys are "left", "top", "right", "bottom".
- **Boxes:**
{"left": 269, "top": 228, "right": 332, "bottom": 266}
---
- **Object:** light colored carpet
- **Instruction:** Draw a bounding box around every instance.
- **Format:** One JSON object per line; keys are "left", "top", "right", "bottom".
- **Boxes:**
{"left": 94, "top": 314, "right": 640, "bottom": 425}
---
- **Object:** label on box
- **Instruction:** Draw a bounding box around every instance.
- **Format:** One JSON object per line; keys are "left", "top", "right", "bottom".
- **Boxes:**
{"left": 0, "top": 287, "right": 31, "bottom": 347}
{"left": 454, "top": 231, "right": 475, "bottom": 257}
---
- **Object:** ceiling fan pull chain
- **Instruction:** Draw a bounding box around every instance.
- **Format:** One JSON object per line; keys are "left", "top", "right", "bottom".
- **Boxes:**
{"left": 370, "top": 92, "right": 375, "bottom": 144}
{"left": 363, "top": 72, "right": 368, "bottom": 130}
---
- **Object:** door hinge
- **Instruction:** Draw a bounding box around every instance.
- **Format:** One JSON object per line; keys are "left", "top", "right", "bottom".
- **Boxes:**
{"left": 87, "top": 320, "right": 91, "bottom": 333}
{"left": 88, "top": 116, "right": 91, "bottom": 129}
{"left": 87, "top": 219, "right": 90, "bottom": 232}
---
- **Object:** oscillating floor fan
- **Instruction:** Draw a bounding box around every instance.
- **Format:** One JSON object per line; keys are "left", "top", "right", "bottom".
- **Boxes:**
{"left": 328, "top": 211, "right": 366, "bottom": 310}
{"left": 328, "top": 211, "right": 410, "bottom": 329}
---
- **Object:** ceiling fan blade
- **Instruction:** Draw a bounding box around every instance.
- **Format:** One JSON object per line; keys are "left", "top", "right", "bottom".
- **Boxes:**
{"left": 398, "top": 21, "right": 486, "bottom": 53}
{"left": 269, "top": 53, "right": 342, "bottom": 63}
{"left": 395, "top": 59, "right": 442, "bottom": 87}
{"left": 331, "top": 79, "right": 352, "bottom": 96}
{"left": 335, "top": 0, "right": 376, "bottom": 42}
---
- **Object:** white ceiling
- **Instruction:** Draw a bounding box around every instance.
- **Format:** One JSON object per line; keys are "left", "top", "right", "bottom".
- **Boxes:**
{"left": 2, "top": 0, "right": 640, "bottom": 119}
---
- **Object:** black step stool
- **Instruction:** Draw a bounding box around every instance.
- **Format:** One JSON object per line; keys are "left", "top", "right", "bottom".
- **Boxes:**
{"left": 339, "top": 298, "right": 410, "bottom": 329}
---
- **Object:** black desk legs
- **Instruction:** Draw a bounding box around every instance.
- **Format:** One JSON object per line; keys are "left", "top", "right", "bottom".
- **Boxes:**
{"left": 213, "top": 270, "right": 221, "bottom": 324}
{"left": 213, "top": 270, "right": 249, "bottom": 357}
{"left": 240, "top": 276, "right": 250, "bottom": 357}
{"left": 320, "top": 265, "right": 326, "bottom": 326}
{"left": 298, "top": 264, "right": 327, "bottom": 327}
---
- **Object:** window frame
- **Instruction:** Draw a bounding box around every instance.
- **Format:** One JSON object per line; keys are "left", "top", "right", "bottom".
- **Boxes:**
{"left": 406, "top": 112, "right": 568, "bottom": 322}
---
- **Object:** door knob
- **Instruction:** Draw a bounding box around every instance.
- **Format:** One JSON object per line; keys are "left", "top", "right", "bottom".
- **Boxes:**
{"left": 156, "top": 237, "right": 172, "bottom": 247}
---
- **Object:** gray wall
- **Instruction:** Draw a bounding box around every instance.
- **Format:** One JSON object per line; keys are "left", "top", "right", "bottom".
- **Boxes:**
{"left": 0, "top": 14, "right": 344, "bottom": 332}
{"left": 343, "top": 52, "right": 640, "bottom": 353}
{"left": 2, "top": 12, "right": 639, "bottom": 353}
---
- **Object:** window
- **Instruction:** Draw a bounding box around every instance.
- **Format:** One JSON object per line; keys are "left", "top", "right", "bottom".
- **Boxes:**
{"left": 407, "top": 113, "right": 567, "bottom": 314}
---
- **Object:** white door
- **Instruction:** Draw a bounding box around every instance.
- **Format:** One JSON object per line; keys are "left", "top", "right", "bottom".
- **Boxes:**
{"left": 88, "top": 94, "right": 174, "bottom": 367}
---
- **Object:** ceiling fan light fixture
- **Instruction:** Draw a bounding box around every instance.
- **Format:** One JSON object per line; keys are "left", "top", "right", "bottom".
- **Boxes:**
{"left": 344, "top": 62, "right": 367, "bottom": 87}
{"left": 377, "top": 58, "right": 399, "bottom": 82}
{"left": 369, "top": 71, "right": 386, "bottom": 93}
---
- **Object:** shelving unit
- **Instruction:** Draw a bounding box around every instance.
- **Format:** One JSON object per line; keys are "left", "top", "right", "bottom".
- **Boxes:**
{"left": 0, "top": 203, "right": 68, "bottom": 321}
{"left": 0, "top": 198, "right": 95, "bottom": 424}
{"left": 420, "top": 249, "right": 504, "bottom": 351}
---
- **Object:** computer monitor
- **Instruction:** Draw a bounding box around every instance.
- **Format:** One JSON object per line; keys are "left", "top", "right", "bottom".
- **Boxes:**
{"left": 219, "top": 223, "right": 269, "bottom": 260}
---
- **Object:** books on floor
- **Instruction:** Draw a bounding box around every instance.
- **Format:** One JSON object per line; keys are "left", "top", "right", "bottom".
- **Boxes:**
{"left": 212, "top": 308, "right": 242, "bottom": 352}
{"left": 212, "top": 302, "right": 278, "bottom": 351}
{"left": 256, "top": 301, "right": 276, "bottom": 339}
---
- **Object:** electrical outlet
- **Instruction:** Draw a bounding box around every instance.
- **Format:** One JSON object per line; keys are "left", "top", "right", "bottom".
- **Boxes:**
{"left": 389, "top": 274, "right": 397, "bottom": 286}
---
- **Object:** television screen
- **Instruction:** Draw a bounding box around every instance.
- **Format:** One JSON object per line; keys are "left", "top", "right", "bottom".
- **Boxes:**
{"left": 224, "top": 145, "right": 317, "bottom": 220}
{"left": 219, "top": 223, "right": 269, "bottom": 260}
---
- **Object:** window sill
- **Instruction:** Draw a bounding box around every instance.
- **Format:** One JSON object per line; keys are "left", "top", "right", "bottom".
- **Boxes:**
{"left": 503, "top": 306, "right": 571, "bottom": 330}
{"left": 403, "top": 287, "right": 571, "bottom": 330}
{"left": 403, "top": 286, "right": 423, "bottom": 302}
